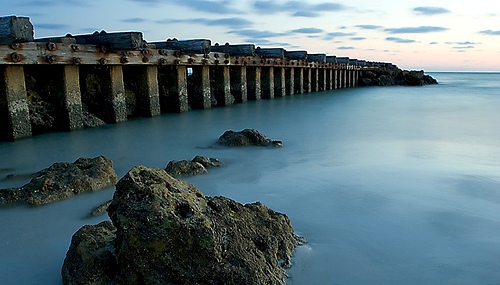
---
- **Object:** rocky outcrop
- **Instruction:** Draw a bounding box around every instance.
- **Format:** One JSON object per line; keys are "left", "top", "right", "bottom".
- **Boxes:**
{"left": 218, "top": 129, "right": 283, "bottom": 148}
{"left": 0, "top": 156, "right": 117, "bottom": 206}
{"left": 165, "top": 156, "right": 223, "bottom": 177}
{"left": 62, "top": 166, "right": 303, "bottom": 285}
{"left": 359, "top": 68, "right": 438, "bottom": 86}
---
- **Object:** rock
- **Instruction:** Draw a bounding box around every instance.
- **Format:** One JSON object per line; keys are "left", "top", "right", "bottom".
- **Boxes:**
{"left": 82, "top": 109, "right": 106, "bottom": 129}
{"left": 62, "top": 166, "right": 303, "bottom": 285}
{"left": 165, "top": 160, "right": 208, "bottom": 177}
{"left": 0, "top": 156, "right": 118, "bottom": 206}
{"left": 165, "top": 156, "right": 224, "bottom": 177}
{"left": 218, "top": 129, "right": 283, "bottom": 148}
{"left": 89, "top": 200, "right": 112, "bottom": 217}
{"left": 358, "top": 68, "right": 438, "bottom": 87}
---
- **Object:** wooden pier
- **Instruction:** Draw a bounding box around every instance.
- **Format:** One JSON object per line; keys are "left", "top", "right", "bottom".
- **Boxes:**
{"left": 0, "top": 16, "right": 395, "bottom": 141}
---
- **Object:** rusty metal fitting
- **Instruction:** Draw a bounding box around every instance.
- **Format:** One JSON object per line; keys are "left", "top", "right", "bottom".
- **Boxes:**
{"left": 202, "top": 59, "right": 208, "bottom": 65}
{"left": 173, "top": 50, "right": 181, "bottom": 57}
{"left": 224, "top": 53, "right": 230, "bottom": 59}
{"left": 158, "top": 49, "right": 168, "bottom": 56}
{"left": 10, "top": 52, "right": 21, "bottom": 63}
{"left": 224, "top": 60, "right": 229, "bottom": 65}
{"left": 142, "top": 56, "right": 149, "bottom": 63}
{"left": 174, "top": 59, "right": 181, "bottom": 65}
{"left": 71, "top": 44, "right": 80, "bottom": 52}
{"left": 158, "top": 58, "right": 167, "bottom": 65}
{"left": 99, "top": 58, "right": 108, "bottom": 65}
{"left": 45, "top": 55, "right": 57, "bottom": 64}
{"left": 99, "top": 45, "right": 107, "bottom": 53}
{"left": 214, "top": 53, "right": 219, "bottom": 58}
{"left": 141, "top": 49, "right": 150, "bottom": 55}
{"left": 120, "top": 56, "right": 129, "bottom": 64}
{"left": 46, "top": 42, "right": 57, "bottom": 51}
{"left": 9, "top": 43, "right": 21, "bottom": 50}
{"left": 235, "top": 60, "right": 239, "bottom": 65}
{"left": 203, "top": 54, "right": 210, "bottom": 59}
{"left": 188, "top": 58, "right": 195, "bottom": 64}
{"left": 72, "top": 57, "right": 82, "bottom": 65}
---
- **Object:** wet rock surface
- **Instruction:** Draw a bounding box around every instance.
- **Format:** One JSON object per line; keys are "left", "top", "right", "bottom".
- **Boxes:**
{"left": 0, "top": 156, "right": 117, "bottom": 206}
{"left": 62, "top": 166, "right": 303, "bottom": 285}
{"left": 359, "top": 68, "right": 438, "bottom": 86}
{"left": 165, "top": 156, "right": 223, "bottom": 177}
{"left": 218, "top": 129, "right": 283, "bottom": 148}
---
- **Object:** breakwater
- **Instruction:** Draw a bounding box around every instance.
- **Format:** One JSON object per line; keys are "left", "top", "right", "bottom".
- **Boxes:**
{"left": 1, "top": 15, "right": 409, "bottom": 141}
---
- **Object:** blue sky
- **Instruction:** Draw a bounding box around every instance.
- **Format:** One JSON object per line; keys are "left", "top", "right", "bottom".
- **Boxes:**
{"left": 4, "top": 0, "right": 500, "bottom": 71}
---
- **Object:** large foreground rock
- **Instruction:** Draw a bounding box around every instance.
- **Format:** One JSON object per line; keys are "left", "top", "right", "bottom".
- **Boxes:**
{"left": 218, "top": 129, "right": 283, "bottom": 147}
{"left": 0, "top": 156, "right": 117, "bottom": 206}
{"left": 62, "top": 166, "right": 303, "bottom": 285}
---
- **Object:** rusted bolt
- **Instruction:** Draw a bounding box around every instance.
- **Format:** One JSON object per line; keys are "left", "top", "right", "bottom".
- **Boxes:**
{"left": 224, "top": 53, "right": 230, "bottom": 59}
{"left": 214, "top": 53, "right": 219, "bottom": 58}
{"left": 158, "top": 58, "right": 167, "bottom": 65}
{"left": 202, "top": 59, "right": 208, "bottom": 65}
{"left": 121, "top": 56, "right": 129, "bottom": 64}
{"left": 173, "top": 50, "right": 181, "bottom": 57}
{"left": 188, "top": 58, "right": 195, "bottom": 64}
{"left": 158, "top": 49, "right": 168, "bottom": 56}
{"left": 71, "top": 44, "right": 80, "bottom": 52}
{"left": 224, "top": 60, "right": 229, "bottom": 65}
{"left": 174, "top": 59, "right": 181, "bottom": 65}
{"left": 214, "top": 59, "right": 220, "bottom": 65}
{"left": 10, "top": 52, "right": 21, "bottom": 62}
{"left": 141, "top": 49, "right": 150, "bottom": 55}
{"left": 72, "top": 57, "right": 82, "bottom": 65}
{"left": 46, "top": 42, "right": 57, "bottom": 51}
{"left": 142, "top": 56, "right": 149, "bottom": 63}
{"left": 99, "top": 45, "right": 107, "bottom": 53}
{"left": 9, "top": 43, "right": 21, "bottom": 50}
{"left": 99, "top": 58, "right": 107, "bottom": 65}
{"left": 235, "top": 60, "right": 239, "bottom": 65}
{"left": 45, "top": 55, "right": 57, "bottom": 64}
{"left": 203, "top": 54, "right": 210, "bottom": 59}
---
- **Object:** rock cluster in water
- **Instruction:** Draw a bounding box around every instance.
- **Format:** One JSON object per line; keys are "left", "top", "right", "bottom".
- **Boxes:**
{"left": 359, "top": 69, "right": 438, "bottom": 86}
{"left": 165, "top": 155, "right": 224, "bottom": 177}
{"left": 0, "top": 156, "right": 117, "bottom": 206}
{"left": 62, "top": 166, "right": 303, "bottom": 285}
{"left": 218, "top": 129, "right": 283, "bottom": 148}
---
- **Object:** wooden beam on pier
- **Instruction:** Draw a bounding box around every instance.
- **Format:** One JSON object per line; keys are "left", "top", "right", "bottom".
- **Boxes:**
{"left": 261, "top": 66, "right": 274, "bottom": 99}
{"left": 274, "top": 67, "right": 286, "bottom": 97}
{"left": 303, "top": 68, "right": 312, "bottom": 93}
{"left": 158, "top": 65, "right": 188, "bottom": 113}
{"left": 285, "top": 51, "right": 307, "bottom": 60}
{"left": 211, "top": 44, "right": 255, "bottom": 56}
{"left": 72, "top": 31, "right": 145, "bottom": 50}
{"left": 0, "top": 65, "right": 31, "bottom": 140}
{"left": 211, "top": 66, "right": 233, "bottom": 106}
{"left": 188, "top": 66, "right": 211, "bottom": 109}
{"left": 256, "top": 47, "right": 285, "bottom": 59}
{"left": 326, "top": 56, "right": 337, "bottom": 64}
{"left": 124, "top": 65, "right": 161, "bottom": 117}
{"left": 153, "top": 39, "right": 211, "bottom": 55}
{"left": 307, "top": 54, "right": 326, "bottom": 63}
{"left": 294, "top": 67, "right": 303, "bottom": 94}
{"left": 285, "top": 67, "right": 294, "bottom": 95}
{"left": 0, "top": 16, "right": 34, "bottom": 45}
{"left": 230, "top": 66, "right": 247, "bottom": 103}
{"left": 246, "top": 67, "right": 261, "bottom": 100}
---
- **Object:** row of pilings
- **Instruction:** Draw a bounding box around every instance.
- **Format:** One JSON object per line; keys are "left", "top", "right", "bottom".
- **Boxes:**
{"left": 0, "top": 16, "right": 396, "bottom": 141}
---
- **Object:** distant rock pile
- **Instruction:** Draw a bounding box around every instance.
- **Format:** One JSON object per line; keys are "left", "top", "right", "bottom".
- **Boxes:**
{"left": 218, "top": 129, "right": 283, "bottom": 148}
{"left": 62, "top": 166, "right": 303, "bottom": 285}
{"left": 359, "top": 69, "right": 438, "bottom": 86}
{"left": 0, "top": 156, "right": 117, "bottom": 206}
{"left": 165, "top": 155, "right": 224, "bottom": 177}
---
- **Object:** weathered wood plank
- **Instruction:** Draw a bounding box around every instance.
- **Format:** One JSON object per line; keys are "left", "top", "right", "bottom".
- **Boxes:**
{"left": 256, "top": 47, "right": 284, "bottom": 59}
{"left": 153, "top": 39, "right": 211, "bottom": 54}
{"left": 211, "top": 44, "right": 255, "bottom": 56}
{"left": 73, "top": 31, "right": 145, "bottom": 50}
{"left": 307, "top": 53, "right": 326, "bottom": 63}
{"left": 336, "top": 57, "right": 349, "bottom": 64}
{"left": 326, "top": 56, "right": 337, "bottom": 63}
{"left": 0, "top": 16, "right": 34, "bottom": 44}
{"left": 285, "top": 50, "right": 307, "bottom": 60}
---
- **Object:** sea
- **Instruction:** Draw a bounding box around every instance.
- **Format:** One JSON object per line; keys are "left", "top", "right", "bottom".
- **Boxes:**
{"left": 1, "top": 72, "right": 499, "bottom": 285}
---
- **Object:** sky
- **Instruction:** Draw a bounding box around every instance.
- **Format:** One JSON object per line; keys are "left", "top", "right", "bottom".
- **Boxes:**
{"left": 4, "top": 0, "right": 500, "bottom": 71}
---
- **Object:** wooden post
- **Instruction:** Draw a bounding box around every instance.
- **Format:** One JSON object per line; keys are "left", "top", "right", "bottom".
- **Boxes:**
{"left": 274, "top": 67, "right": 285, "bottom": 97}
{"left": 294, "top": 67, "right": 303, "bottom": 94}
{"left": 304, "top": 68, "right": 312, "bottom": 93}
{"left": 333, "top": 69, "right": 338, "bottom": 89}
{"left": 158, "top": 65, "right": 188, "bottom": 113}
{"left": 0, "top": 16, "right": 34, "bottom": 44}
{"left": 230, "top": 66, "right": 247, "bottom": 103}
{"left": 285, "top": 67, "right": 294, "bottom": 95}
{"left": 0, "top": 65, "right": 31, "bottom": 140}
{"left": 124, "top": 66, "right": 161, "bottom": 117}
{"left": 311, "top": 68, "right": 318, "bottom": 92}
{"left": 188, "top": 66, "right": 211, "bottom": 109}
{"left": 247, "top": 66, "right": 261, "bottom": 100}
{"left": 62, "top": 65, "right": 84, "bottom": 130}
{"left": 211, "top": 66, "right": 233, "bottom": 106}
{"left": 261, "top": 66, "right": 274, "bottom": 99}
{"left": 342, "top": 69, "right": 347, "bottom": 88}
{"left": 326, "top": 69, "right": 333, "bottom": 90}
{"left": 80, "top": 65, "right": 127, "bottom": 124}
{"left": 319, "top": 69, "right": 326, "bottom": 91}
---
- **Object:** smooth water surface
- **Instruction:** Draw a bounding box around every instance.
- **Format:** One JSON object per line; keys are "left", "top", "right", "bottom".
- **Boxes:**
{"left": 1, "top": 72, "right": 500, "bottom": 285}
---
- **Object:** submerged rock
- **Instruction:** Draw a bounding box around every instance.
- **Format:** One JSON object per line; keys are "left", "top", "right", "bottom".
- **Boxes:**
{"left": 0, "top": 156, "right": 117, "bottom": 206}
{"left": 62, "top": 166, "right": 303, "bottom": 285}
{"left": 359, "top": 68, "right": 438, "bottom": 86}
{"left": 165, "top": 156, "right": 224, "bottom": 177}
{"left": 218, "top": 129, "right": 283, "bottom": 148}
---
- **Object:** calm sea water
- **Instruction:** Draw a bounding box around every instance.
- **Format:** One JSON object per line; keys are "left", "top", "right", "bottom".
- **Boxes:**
{"left": 1, "top": 72, "right": 500, "bottom": 285}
